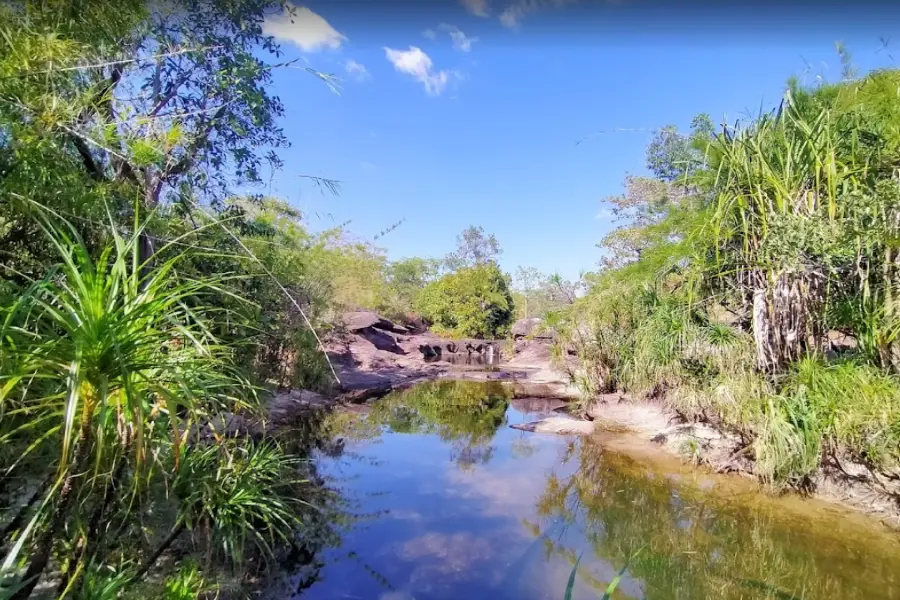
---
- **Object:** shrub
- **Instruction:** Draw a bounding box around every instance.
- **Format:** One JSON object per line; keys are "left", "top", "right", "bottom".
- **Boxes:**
{"left": 416, "top": 263, "right": 514, "bottom": 338}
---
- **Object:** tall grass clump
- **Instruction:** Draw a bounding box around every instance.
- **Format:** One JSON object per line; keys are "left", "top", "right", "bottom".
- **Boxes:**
{"left": 579, "top": 66, "right": 900, "bottom": 489}
{"left": 0, "top": 213, "right": 309, "bottom": 599}
{"left": 755, "top": 358, "right": 900, "bottom": 485}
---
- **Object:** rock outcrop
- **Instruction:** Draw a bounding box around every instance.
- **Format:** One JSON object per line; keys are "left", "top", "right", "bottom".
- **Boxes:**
{"left": 511, "top": 317, "right": 553, "bottom": 340}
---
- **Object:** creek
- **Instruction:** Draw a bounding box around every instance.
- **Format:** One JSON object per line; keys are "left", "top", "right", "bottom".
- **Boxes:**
{"left": 270, "top": 380, "right": 900, "bottom": 599}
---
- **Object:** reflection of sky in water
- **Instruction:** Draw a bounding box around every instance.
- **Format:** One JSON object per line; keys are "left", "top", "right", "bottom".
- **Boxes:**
{"left": 287, "top": 403, "right": 592, "bottom": 600}
{"left": 274, "top": 387, "right": 900, "bottom": 600}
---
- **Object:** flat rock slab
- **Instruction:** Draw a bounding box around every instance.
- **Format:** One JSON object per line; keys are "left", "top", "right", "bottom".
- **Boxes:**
{"left": 342, "top": 311, "right": 397, "bottom": 332}
{"left": 510, "top": 417, "right": 595, "bottom": 436}
{"left": 268, "top": 390, "right": 333, "bottom": 425}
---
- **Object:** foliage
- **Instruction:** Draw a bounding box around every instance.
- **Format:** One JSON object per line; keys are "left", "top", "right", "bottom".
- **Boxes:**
{"left": 580, "top": 60, "right": 900, "bottom": 486}
{"left": 173, "top": 440, "right": 307, "bottom": 564}
{"left": 380, "top": 257, "right": 441, "bottom": 320}
{"left": 367, "top": 381, "right": 511, "bottom": 469}
{"left": 0, "top": 216, "right": 311, "bottom": 598}
{"left": 512, "top": 268, "right": 583, "bottom": 321}
{"left": 416, "top": 263, "right": 515, "bottom": 338}
{"left": 756, "top": 358, "right": 900, "bottom": 484}
{"left": 443, "top": 225, "right": 502, "bottom": 270}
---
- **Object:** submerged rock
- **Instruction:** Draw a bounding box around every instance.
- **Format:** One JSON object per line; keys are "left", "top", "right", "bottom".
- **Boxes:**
{"left": 509, "top": 417, "right": 594, "bottom": 436}
{"left": 269, "top": 389, "right": 332, "bottom": 424}
{"left": 510, "top": 397, "right": 570, "bottom": 414}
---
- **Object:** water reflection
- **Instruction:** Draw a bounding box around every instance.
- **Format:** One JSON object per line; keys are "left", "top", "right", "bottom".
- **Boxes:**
{"left": 276, "top": 381, "right": 900, "bottom": 600}
{"left": 424, "top": 351, "right": 502, "bottom": 367}
{"left": 530, "top": 440, "right": 900, "bottom": 599}
{"left": 367, "top": 380, "right": 510, "bottom": 469}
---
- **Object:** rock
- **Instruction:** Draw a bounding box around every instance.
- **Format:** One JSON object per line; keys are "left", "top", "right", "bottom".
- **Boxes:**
{"left": 510, "top": 397, "right": 570, "bottom": 414}
{"left": 337, "top": 382, "right": 395, "bottom": 404}
{"left": 358, "top": 327, "right": 404, "bottom": 354}
{"left": 509, "top": 417, "right": 594, "bottom": 436}
{"left": 268, "top": 390, "right": 332, "bottom": 425}
{"left": 512, "top": 381, "right": 580, "bottom": 399}
{"left": 342, "top": 311, "right": 397, "bottom": 333}
{"left": 512, "top": 317, "right": 554, "bottom": 340}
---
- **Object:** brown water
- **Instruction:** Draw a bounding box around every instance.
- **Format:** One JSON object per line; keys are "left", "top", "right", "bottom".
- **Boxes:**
{"left": 271, "top": 380, "right": 900, "bottom": 600}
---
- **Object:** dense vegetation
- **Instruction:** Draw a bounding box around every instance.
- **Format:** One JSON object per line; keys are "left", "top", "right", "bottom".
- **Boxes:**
{"left": 3, "top": 0, "right": 895, "bottom": 595}
{"left": 558, "top": 61, "right": 900, "bottom": 489}
{"left": 0, "top": 1, "right": 522, "bottom": 597}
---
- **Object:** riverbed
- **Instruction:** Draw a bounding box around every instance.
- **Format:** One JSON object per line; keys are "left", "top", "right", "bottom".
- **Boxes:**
{"left": 271, "top": 380, "right": 900, "bottom": 599}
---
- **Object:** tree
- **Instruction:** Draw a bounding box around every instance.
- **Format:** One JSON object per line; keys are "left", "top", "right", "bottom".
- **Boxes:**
{"left": 0, "top": 0, "right": 329, "bottom": 265}
{"left": 416, "top": 263, "right": 514, "bottom": 338}
{"left": 384, "top": 257, "right": 440, "bottom": 316}
{"left": 444, "top": 225, "right": 502, "bottom": 270}
{"left": 514, "top": 266, "right": 542, "bottom": 319}
{"left": 646, "top": 114, "right": 714, "bottom": 183}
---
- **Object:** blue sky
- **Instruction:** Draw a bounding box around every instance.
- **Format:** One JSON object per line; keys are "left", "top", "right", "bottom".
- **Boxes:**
{"left": 259, "top": 1, "right": 900, "bottom": 281}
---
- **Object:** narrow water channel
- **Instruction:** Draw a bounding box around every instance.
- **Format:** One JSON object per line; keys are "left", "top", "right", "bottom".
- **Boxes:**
{"left": 272, "top": 381, "right": 900, "bottom": 599}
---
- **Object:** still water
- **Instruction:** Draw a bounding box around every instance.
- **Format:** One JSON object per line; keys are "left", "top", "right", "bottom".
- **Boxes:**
{"left": 275, "top": 381, "right": 900, "bottom": 599}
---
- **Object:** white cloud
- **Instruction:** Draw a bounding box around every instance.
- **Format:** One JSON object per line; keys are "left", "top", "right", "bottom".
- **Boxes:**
{"left": 461, "top": 0, "right": 490, "bottom": 17}
{"left": 422, "top": 28, "right": 437, "bottom": 40}
{"left": 438, "top": 23, "right": 478, "bottom": 52}
{"left": 263, "top": 4, "right": 345, "bottom": 51}
{"left": 383, "top": 46, "right": 453, "bottom": 96}
{"left": 344, "top": 59, "right": 371, "bottom": 82}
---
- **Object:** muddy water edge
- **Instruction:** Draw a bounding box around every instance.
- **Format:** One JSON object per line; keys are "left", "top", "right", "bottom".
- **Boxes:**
{"left": 267, "top": 380, "right": 900, "bottom": 600}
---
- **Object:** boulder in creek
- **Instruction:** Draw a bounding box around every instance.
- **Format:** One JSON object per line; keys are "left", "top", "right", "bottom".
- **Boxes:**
{"left": 418, "top": 344, "right": 442, "bottom": 358}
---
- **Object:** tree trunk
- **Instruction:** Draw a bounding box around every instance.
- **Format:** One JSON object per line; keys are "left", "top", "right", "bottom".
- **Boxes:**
{"left": 752, "top": 284, "right": 776, "bottom": 372}
{"left": 752, "top": 269, "right": 822, "bottom": 373}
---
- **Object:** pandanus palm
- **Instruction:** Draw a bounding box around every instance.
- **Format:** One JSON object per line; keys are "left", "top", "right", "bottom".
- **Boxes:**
{"left": 707, "top": 96, "right": 875, "bottom": 372}
{"left": 0, "top": 210, "right": 258, "bottom": 598}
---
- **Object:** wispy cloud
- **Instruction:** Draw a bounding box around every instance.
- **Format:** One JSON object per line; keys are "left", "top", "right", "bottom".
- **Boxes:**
{"left": 263, "top": 3, "right": 345, "bottom": 51}
{"left": 422, "top": 28, "right": 437, "bottom": 40}
{"left": 461, "top": 0, "right": 491, "bottom": 17}
{"left": 344, "top": 59, "right": 371, "bottom": 82}
{"left": 438, "top": 23, "right": 479, "bottom": 52}
{"left": 383, "top": 46, "right": 455, "bottom": 96}
{"left": 499, "top": 0, "right": 580, "bottom": 29}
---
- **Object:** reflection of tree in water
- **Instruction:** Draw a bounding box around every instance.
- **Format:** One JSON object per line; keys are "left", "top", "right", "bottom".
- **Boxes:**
{"left": 529, "top": 439, "right": 900, "bottom": 600}
{"left": 368, "top": 380, "right": 510, "bottom": 468}
{"left": 267, "top": 415, "right": 397, "bottom": 597}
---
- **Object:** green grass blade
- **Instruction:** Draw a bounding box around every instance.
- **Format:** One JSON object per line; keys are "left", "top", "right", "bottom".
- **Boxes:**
{"left": 564, "top": 554, "right": 582, "bottom": 600}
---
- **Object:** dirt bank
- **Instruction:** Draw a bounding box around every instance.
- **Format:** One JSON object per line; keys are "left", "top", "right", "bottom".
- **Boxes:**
{"left": 582, "top": 393, "right": 900, "bottom": 530}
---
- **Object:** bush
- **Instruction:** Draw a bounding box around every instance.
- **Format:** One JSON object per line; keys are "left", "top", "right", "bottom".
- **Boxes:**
{"left": 416, "top": 263, "right": 515, "bottom": 338}
{"left": 755, "top": 358, "right": 900, "bottom": 484}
